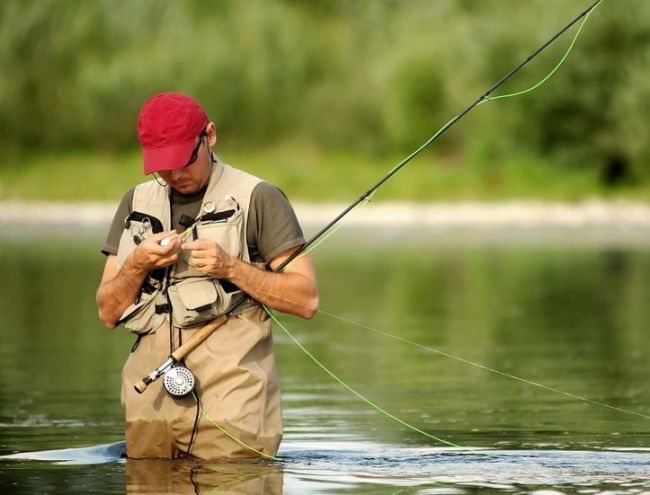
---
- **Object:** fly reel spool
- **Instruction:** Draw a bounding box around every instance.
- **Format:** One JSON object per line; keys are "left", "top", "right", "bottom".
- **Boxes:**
{"left": 163, "top": 366, "right": 195, "bottom": 398}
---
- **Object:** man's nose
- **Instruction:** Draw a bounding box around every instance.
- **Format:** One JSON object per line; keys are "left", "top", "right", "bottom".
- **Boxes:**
{"left": 169, "top": 168, "right": 183, "bottom": 181}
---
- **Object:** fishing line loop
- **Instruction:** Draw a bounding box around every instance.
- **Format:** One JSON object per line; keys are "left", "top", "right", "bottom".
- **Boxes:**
{"left": 478, "top": 0, "right": 601, "bottom": 105}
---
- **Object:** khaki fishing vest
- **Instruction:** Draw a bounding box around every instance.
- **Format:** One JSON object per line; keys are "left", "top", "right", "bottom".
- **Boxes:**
{"left": 116, "top": 162, "right": 263, "bottom": 332}
{"left": 116, "top": 162, "right": 283, "bottom": 459}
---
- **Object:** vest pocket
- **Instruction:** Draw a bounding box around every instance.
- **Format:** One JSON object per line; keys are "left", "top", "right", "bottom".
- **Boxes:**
{"left": 118, "top": 290, "right": 165, "bottom": 335}
{"left": 116, "top": 212, "right": 164, "bottom": 268}
{"left": 175, "top": 208, "right": 245, "bottom": 278}
{"left": 194, "top": 217, "right": 242, "bottom": 258}
{"left": 167, "top": 278, "right": 235, "bottom": 328}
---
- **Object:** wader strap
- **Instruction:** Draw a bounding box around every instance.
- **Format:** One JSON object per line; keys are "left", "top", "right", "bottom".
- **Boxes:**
{"left": 131, "top": 335, "right": 143, "bottom": 353}
{"left": 155, "top": 304, "right": 171, "bottom": 314}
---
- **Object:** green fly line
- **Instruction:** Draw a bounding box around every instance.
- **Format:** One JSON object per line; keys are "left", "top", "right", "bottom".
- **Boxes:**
{"left": 377, "top": 0, "right": 603, "bottom": 183}
{"left": 265, "top": 308, "right": 465, "bottom": 449}
{"left": 270, "top": 0, "right": 614, "bottom": 452}
{"left": 288, "top": 0, "right": 606, "bottom": 265}
{"left": 198, "top": 0, "right": 611, "bottom": 457}
{"left": 256, "top": 295, "right": 648, "bottom": 453}
{"left": 192, "top": 391, "right": 280, "bottom": 461}
{"left": 315, "top": 307, "right": 650, "bottom": 422}
{"left": 481, "top": 0, "right": 601, "bottom": 104}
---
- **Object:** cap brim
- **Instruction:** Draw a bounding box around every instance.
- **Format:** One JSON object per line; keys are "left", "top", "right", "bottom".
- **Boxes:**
{"left": 142, "top": 138, "right": 196, "bottom": 175}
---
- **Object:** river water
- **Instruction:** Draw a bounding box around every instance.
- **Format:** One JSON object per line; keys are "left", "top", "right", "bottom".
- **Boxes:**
{"left": 0, "top": 222, "right": 648, "bottom": 494}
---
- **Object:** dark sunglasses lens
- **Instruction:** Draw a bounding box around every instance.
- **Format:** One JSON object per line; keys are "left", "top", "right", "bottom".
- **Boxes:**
{"left": 185, "top": 132, "right": 205, "bottom": 167}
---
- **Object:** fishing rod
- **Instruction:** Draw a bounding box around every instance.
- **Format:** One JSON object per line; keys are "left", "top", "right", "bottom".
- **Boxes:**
{"left": 135, "top": 0, "right": 604, "bottom": 396}
{"left": 277, "top": 0, "right": 603, "bottom": 272}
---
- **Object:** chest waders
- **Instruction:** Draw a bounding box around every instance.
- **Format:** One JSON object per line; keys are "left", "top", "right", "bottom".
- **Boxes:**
{"left": 116, "top": 163, "right": 283, "bottom": 459}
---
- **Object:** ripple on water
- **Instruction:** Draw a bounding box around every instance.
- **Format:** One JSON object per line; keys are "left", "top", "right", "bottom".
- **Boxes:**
{"left": 2, "top": 441, "right": 649, "bottom": 493}
{"left": 279, "top": 441, "right": 650, "bottom": 490}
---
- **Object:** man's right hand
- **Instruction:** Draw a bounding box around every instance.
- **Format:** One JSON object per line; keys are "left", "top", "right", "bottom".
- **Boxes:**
{"left": 97, "top": 230, "right": 181, "bottom": 328}
{"left": 132, "top": 231, "right": 182, "bottom": 270}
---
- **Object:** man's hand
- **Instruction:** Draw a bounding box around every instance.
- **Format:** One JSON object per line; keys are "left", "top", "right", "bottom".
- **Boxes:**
{"left": 182, "top": 240, "right": 232, "bottom": 277}
{"left": 96, "top": 230, "right": 182, "bottom": 328}
{"left": 133, "top": 231, "right": 182, "bottom": 271}
{"left": 182, "top": 242, "right": 318, "bottom": 319}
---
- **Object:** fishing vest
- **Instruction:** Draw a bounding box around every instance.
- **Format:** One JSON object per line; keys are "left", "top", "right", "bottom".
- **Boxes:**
{"left": 116, "top": 162, "right": 262, "bottom": 333}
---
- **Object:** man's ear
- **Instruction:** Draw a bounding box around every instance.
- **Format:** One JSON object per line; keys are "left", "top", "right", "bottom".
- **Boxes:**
{"left": 207, "top": 122, "right": 218, "bottom": 147}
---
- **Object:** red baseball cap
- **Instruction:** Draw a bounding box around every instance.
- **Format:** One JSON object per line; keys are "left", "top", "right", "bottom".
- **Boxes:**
{"left": 137, "top": 92, "right": 209, "bottom": 175}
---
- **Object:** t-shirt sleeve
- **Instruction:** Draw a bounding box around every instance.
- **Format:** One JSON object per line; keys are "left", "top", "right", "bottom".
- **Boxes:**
{"left": 101, "top": 188, "right": 135, "bottom": 256}
{"left": 247, "top": 182, "right": 305, "bottom": 264}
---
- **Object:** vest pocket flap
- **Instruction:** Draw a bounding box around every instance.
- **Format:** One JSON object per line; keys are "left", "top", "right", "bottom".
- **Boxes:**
{"left": 175, "top": 279, "right": 218, "bottom": 311}
{"left": 118, "top": 290, "right": 164, "bottom": 335}
{"left": 168, "top": 279, "right": 239, "bottom": 328}
{"left": 119, "top": 290, "right": 154, "bottom": 323}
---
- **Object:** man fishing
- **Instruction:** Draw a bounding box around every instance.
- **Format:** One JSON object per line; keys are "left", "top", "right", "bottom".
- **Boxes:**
{"left": 96, "top": 92, "right": 319, "bottom": 459}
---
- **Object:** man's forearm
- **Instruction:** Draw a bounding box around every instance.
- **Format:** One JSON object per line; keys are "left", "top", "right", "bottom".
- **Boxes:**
{"left": 96, "top": 233, "right": 182, "bottom": 328}
{"left": 182, "top": 240, "right": 319, "bottom": 319}
{"left": 96, "top": 258, "right": 149, "bottom": 328}
{"left": 226, "top": 256, "right": 318, "bottom": 319}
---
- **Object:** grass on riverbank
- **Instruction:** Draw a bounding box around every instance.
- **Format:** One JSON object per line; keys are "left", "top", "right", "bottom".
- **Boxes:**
{"left": 1, "top": 143, "right": 647, "bottom": 203}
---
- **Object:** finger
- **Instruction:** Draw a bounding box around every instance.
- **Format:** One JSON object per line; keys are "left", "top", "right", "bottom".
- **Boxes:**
{"left": 182, "top": 240, "right": 201, "bottom": 251}
{"left": 151, "top": 233, "right": 181, "bottom": 252}
{"left": 187, "top": 254, "right": 205, "bottom": 267}
{"left": 149, "top": 230, "right": 177, "bottom": 242}
{"left": 146, "top": 242, "right": 174, "bottom": 257}
{"left": 155, "top": 253, "right": 180, "bottom": 268}
{"left": 161, "top": 236, "right": 182, "bottom": 253}
{"left": 143, "top": 232, "right": 175, "bottom": 248}
{"left": 182, "top": 239, "right": 215, "bottom": 251}
{"left": 187, "top": 249, "right": 210, "bottom": 260}
{"left": 159, "top": 234, "right": 178, "bottom": 247}
{"left": 187, "top": 260, "right": 203, "bottom": 270}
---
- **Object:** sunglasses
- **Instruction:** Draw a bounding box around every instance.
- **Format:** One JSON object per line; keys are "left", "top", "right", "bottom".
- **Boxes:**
{"left": 184, "top": 128, "right": 208, "bottom": 168}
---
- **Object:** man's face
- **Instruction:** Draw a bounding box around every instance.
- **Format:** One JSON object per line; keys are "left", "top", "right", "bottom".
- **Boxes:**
{"left": 158, "top": 125, "right": 216, "bottom": 194}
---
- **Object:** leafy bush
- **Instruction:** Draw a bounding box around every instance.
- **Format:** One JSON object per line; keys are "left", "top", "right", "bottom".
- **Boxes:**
{"left": 0, "top": 0, "right": 648, "bottom": 186}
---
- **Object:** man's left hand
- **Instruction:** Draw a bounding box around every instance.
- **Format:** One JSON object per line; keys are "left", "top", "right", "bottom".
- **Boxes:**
{"left": 182, "top": 240, "right": 233, "bottom": 278}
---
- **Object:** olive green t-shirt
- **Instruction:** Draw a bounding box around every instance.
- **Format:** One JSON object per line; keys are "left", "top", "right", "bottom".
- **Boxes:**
{"left": 102, "top": 181, "right": 305, "bottom": 265}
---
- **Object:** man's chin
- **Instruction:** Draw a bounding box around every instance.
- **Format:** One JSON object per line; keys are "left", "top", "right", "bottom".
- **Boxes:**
{"left": 171, "top": 182, "right": 199, "bottom": 194}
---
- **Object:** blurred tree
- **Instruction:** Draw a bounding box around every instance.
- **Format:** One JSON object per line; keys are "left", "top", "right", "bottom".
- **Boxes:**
{"left": 0, "top": 0, "right": 647, "bottom": 184}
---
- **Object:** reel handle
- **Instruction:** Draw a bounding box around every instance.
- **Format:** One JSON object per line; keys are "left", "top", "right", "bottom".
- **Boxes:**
{"left": 134, "top": 377, "right": 151, "bottom": 394}
{"left": 133, "top": 315, "right": 228, "bottom": 394}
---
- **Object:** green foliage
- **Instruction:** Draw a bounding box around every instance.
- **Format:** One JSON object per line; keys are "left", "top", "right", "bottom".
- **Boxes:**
{"left": 506, "top": 2, "right": 650, "bottom": 181}
{"left": 0, "top": 0, "right": 648, "bottom": 195}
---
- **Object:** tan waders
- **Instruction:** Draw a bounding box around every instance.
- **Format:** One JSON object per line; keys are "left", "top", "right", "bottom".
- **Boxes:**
{"left": 121, "top": 307, "right": 282, "bottom": 459}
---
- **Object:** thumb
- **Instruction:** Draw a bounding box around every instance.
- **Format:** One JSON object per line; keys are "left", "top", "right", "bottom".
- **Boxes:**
{"left": 181, "top": 240, "right": 199, "bottom": 251}
{"left": 149, "top": 230, "right": 177, "bottom": 241}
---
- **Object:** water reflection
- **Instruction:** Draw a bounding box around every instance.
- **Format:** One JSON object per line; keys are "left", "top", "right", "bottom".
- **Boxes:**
{"left": 3, "top": 442, "right": 649, "bottom": 493}
{"left": 126, "top": 458, "right": 283, "bottom": 494}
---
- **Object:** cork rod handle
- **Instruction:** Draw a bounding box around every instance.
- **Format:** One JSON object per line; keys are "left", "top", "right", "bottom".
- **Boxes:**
{"left": 171, "top": 314, "right": 228, "bottom": 362}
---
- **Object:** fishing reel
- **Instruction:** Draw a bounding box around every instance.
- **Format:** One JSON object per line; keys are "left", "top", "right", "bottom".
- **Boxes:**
{"left": 163, "top": 365, "right": 195, "bottom": 399}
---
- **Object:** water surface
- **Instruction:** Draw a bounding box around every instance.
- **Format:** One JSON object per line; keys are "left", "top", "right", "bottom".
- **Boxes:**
{"left": 0, "top": 223, "right": 648, "bottom": 493}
